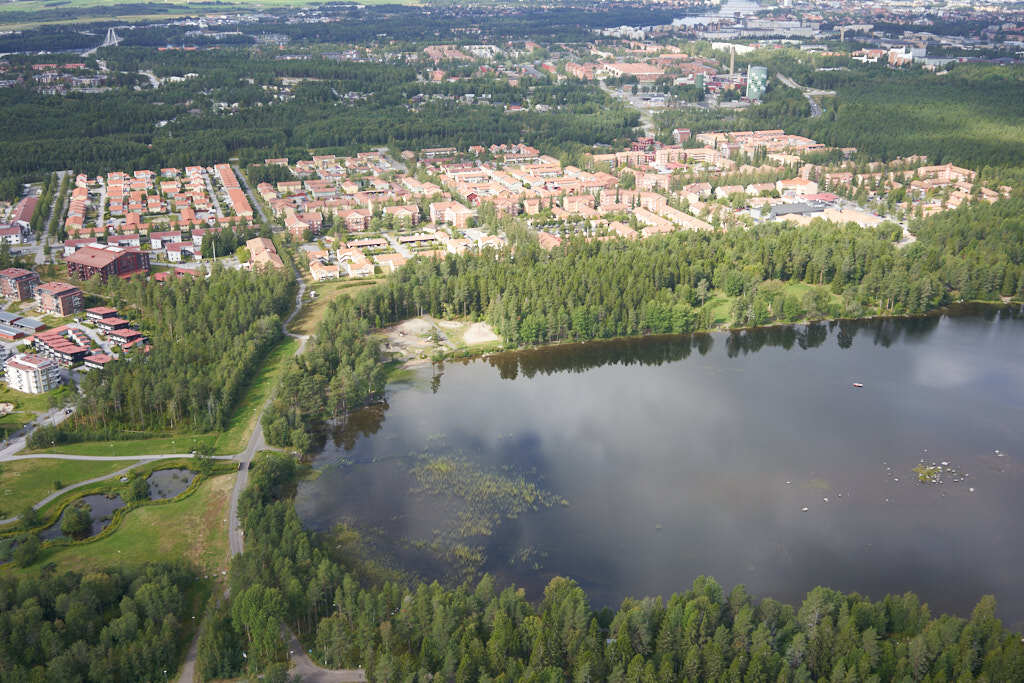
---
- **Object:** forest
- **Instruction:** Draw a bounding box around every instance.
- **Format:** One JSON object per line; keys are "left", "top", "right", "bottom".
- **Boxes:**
{"left": 29, "top": 266, "right": 295, "bottom": 447}
{"left": 0, "top": 51, "right": 638, "bottom": 185}
{"left": 3, "top": 41, "right": 1021, "bottom": 190}
{"left": 264, "top": 193, "right": 1024, "bottom": 449}
{"left": 657, "top": 54, "right": 1024, "bottom": 171}
{"left": 0, "top": 562, "right": 197, "bottom": 682}
{"left": 0, "top": 3, "right": 686, "bottom": 52}
{"left": 199, "top": 450, "right": 1024, "bottom": 681}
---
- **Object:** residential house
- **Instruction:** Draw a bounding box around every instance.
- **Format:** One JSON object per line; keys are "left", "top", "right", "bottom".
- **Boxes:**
{"left": 4, "top": 353, "right": 59, "bottom": 393}
{"left": 165, "top": 241, "right": 196, "bottom": 262}
{"left": 67, "top": 245, "right": 150, "bottom": 282}
{"left": 374, "top": 253, "right": 407, "bottom": 273}
{"left": 0, "top": 225, "right": 23, "bottom": 244}
{"left": 309, "top": 260, "right": 341, "bottom": 281}
{"left": 36, "top": 281, "right": 84, "bottom": 316}
{"left": 0, "top": 268, "right": 40, "bottom": 301}
{"left": 246, "top": 237, "right": 285, "bottom": 271}
{"left": 150, "top": 230, "right": 183, "bottom": 250}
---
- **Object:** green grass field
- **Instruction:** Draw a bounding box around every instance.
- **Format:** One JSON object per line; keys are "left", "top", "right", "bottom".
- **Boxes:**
{"left": 23, "top": 434, "right": 217, "bottom": 458}
{"left": 707, "top": 292, "right": 733, "bottom": 327}
{"left": 705, "top": 282, "right": 843, "bottom": 329}
{"left": 0, "top": 458, "right": 130, "bottom": 518}
{"left": 33, "top": 472, "right": 236, "bottom": 576}
{"left": 209, "top": 335, "right": 300, "bottom": 454}
{"left": 0, "top": 457, "right": 208, "bottom": 532}
{"left": 0, "top": 412, "right": 33, "bottom": 436}
{"left": 0, "top": 384, "right": 74, "bottom": 415}
{"left": 0, "top": 0, "right": 419, "bottom": 30}
{"left": 288, "top": 278, "right": 381, "bottom": 336}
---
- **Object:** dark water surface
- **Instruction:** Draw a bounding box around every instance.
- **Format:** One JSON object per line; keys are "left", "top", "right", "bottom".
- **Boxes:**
{"left": 41, "top": 493, "right": 125, "bottom": 540}
{"left": 147, "top": 468, "right": 195, "bottom": 500}
{"left": 297, "top": 308, "right": 1024, "bottom": 628}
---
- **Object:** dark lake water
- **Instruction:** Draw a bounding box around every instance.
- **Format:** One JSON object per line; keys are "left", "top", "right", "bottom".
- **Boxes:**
{"left": 296, "top": 307, "right": 1024, "bottom": 628}
{"left": 147, "top": 468, "right": 195, "bottom": 500}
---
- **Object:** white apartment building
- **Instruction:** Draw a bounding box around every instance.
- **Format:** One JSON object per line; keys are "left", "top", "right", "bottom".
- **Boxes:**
{"left": 5, "top": 353, "right": 60, "bottom": 394}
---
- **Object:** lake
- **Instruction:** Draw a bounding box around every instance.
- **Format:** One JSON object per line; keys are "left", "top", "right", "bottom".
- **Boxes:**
{"left": 296, "top": 307, "right": 1024, "bottom": 629}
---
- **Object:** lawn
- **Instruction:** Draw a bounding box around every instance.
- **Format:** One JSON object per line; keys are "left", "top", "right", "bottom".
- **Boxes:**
{"left": 209, "top": 335, "right": 299, "bottom": 455}
{"left": 0, "top": 384, "right": 74, "bottom": 415}
{"left": 706, "top": 292, "right": 734, "bottom": 327}
{"left": 24, "top": 434, "right": 218, "bottom": 457}
{"left": 0, "top": 411, "right": 33, "bottom": 436}
{"left": 288, "top": 278, "right": 381, "bottom": 336}
{"left": 40, "top": 313, "right": 76, "bottom": 328}
{"left": 0, "top": 458, "right": 129, "bottom": 518}
{"left": 38, "top": 472, "right": 236, "bottom": 577}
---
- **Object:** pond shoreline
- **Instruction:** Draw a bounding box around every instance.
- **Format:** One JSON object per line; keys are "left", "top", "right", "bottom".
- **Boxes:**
{"left": 391, "top": 299, "right": 1023, "bottom": 371}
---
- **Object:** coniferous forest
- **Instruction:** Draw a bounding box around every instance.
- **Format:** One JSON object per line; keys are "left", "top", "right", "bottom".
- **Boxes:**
{"left": 0, "top": 563, "right": 196, "bottom": 682}
{"left": 30, "top": 266, "right": 295, "bottom": 447}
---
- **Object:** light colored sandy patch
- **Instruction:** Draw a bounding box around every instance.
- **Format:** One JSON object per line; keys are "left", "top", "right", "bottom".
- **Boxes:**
{"left": 395, "top": 318, "right": 434, "bottom": 336}
{"left": 463, "top": 322, "right": 499, "bottom": 345}
{"left": 436, "top": 320, "right": 461, "bottom": 329}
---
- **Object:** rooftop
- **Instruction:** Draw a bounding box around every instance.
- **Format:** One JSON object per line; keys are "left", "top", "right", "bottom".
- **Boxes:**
{"left": 37, "top": 281, "right": 81, "bottom": 295}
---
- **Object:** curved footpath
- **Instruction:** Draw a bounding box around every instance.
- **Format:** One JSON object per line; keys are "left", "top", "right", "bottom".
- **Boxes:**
{"left": 0, "top": 452, "right": 231, "bottom": 526}
{"left": 0, "top": 459, "right": 154, "bottom": 526}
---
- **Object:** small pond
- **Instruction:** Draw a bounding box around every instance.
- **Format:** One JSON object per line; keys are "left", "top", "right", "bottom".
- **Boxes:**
{"left": 41, "top": 494, "right": 125, "bottom": 541}
{"left": 147, "top": 468, "right": 195, "bottom": 501}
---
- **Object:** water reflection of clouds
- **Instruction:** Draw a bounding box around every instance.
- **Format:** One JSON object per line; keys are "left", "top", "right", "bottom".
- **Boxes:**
{"left": 302, "top": 312, "right": 1024, "bottom": 624}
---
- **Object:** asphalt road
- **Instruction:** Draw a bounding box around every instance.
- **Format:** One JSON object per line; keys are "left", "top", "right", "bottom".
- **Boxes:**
{"left": 776, "top": 72, "right": 833, "bottom": 119}
{"left": 287, "top": 629, "right": 367, "bottom": 682}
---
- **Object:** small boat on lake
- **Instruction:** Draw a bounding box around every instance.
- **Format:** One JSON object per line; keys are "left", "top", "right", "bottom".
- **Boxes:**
{"left": 852, "top": 382, "right": 864, "bottom": 388}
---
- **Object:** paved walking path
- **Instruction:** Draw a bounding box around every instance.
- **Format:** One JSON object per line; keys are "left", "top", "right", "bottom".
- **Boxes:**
{"left": 0, "top": 459, "right": 154, "bottom": 525}
{"left": 179, "top": 257, "right": 361, "bottom": 682}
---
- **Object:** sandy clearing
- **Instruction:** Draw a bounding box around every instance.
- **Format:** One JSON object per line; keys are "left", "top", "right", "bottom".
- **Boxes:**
{"left": 395, "top": 318, "right": 435, "bottom": 336}
{"left": 464, "top": 322, "right": 499, "bottom": 345}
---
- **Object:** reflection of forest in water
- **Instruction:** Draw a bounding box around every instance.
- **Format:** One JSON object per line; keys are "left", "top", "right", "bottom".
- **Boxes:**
{"left": 332, "top": 304, "right": 1019, "bottom": 450}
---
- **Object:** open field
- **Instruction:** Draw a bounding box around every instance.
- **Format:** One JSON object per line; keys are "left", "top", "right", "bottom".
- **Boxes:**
{"left": 0, "top": 0, "right": 419, "bottom": 30}
{"left": 21, "top": 434, "right": 216, "bottom": 458}
{"left": 381, "top": 316, "right": 503, "bottom": 362}
{"left": 0, "top": 384, "right": 73, "bottom": 415}
{"left": 37, "top": 472, "right": 235, "bottom": 576}
{"left": 0, "top": 457, "right": 128, "bottom": 517}
{"left": 707, "top": 293, "right": 733, "bottom": 327}
{"left": 0, "top": 412, "right": 33, "bottom": 436}
{"left": 288, "top": 278, "right": 381, "bottom": 337}
{"left": 706, "top": 282, "right": 843, "bottom": 328}
{"left": 209, "top": 335, "right": 300, "bottom": 455}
